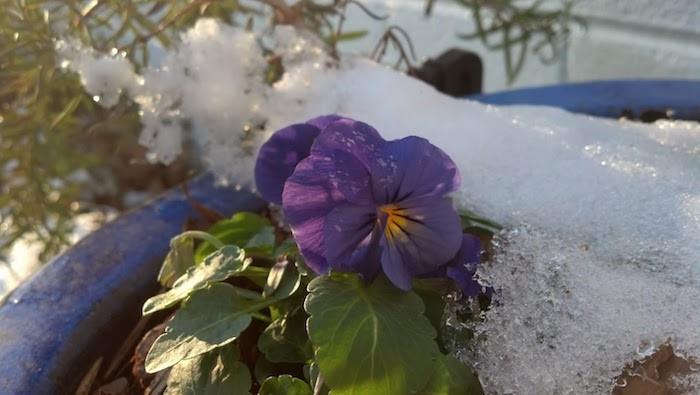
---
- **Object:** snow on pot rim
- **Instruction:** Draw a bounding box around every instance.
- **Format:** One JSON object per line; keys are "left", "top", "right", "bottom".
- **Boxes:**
{"left": 0, "top": 173, "right": 265, "bottom": 395}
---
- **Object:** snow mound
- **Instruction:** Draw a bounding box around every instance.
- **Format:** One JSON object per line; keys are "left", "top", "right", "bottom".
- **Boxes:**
{"left": 472, "top": 227, "right": 700, "bottom": 394}
{"left": 59, "top": 20, "right": 700, "bottom": 394}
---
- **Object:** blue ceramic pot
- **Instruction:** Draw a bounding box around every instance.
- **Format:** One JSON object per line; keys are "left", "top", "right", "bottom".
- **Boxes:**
{"left": 471, "top": 79, "right": 700, "bottom": 120}
{"left": 0, "top": 174, "right": 265, "bottom": 394}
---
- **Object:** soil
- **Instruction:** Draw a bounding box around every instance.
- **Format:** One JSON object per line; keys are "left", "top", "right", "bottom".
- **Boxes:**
{"left": 613, "top": 344, "right": 699, "bottom": 395}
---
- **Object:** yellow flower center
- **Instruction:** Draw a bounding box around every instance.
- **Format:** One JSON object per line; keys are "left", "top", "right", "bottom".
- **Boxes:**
{"left": 379, "top": 204, "right": 409, "bottom": 241}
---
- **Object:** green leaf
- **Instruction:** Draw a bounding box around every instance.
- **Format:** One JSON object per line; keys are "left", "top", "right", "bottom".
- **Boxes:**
{"left": 259, "top": 375, "right": 312, "bottom": 395}
{"left": 143, "top": 246, "right": 250, "bottom": 315}
{"left": 164, "top": 345, "right": 252, "bottom": 395}
{"left": 145, "top": 283, "right": 253, "bottom": 373}
{"left": 459, "top": 209, "right": 502, "bottom": 236}
{"left": 336, "top": 30, "right": 369, "bottom": 41}
{"left": 158, "top": 235, "right": 195, "bottom": 288}
{"left": 324, "top": 30, "right": 369, "bottom": 45}
{"left": 414, "top": 282, "right": 447, "bottom": 352}
{"left": 254, "top": 354, "right": 276, "bottom": 385}
{"left": 258, "top": 307, "right": 311, "bottom": 363}
{"left": 264, "top": 259, "right": 301, "bottom": 299}
{"left": 48, "top": 96, "right": 81, "bottom": 131}
{"left": 419, "top": 355, "right": 483, "bottom": 395}
{"left": 305, "top": 274, "right": 440, "bottom": 395}
{"left": 245, "top": 225, "right": 276, "bottom": 254}
{"left": 274, "top": 238, "right": 298, "bottom": 257}
{"left": 195, "top": 212, "right": 273, "bottom": 261}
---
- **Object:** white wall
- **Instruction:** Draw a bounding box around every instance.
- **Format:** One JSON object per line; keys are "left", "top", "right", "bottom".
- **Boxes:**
{"left": 340, "top": 0, "right": 700, "bottom": 92}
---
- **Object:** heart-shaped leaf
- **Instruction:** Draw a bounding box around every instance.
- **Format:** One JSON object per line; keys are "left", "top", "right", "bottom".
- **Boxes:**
{"left": 419, "top": 355, "right": 483, "bottom": 395}
{"left": 305, "top": 274, "right": 439, "bottom": 395}
{"left": 143, "top": 245, "right": 249, "bottom": 315}
{"left": 259, "top": 375, "right": 312, "bottom": 395}
{"left": 164, "top": 345, "right": 251, "bottom": 395}
{"left": 195, "top": 212, "right": 273, "bottom": 261}
{"left": 145, "top": 283, "right": 253, "bottom": 373}
{"left": 258, "top": 307, "right": 311, "bottom": 363}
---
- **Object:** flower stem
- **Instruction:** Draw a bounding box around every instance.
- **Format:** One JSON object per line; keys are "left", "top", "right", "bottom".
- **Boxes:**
{"left": 175, "top": 230, "right": 224, "bottom": 249}
{"left": 250, "top": 311, "right": 272, "bottom": 322}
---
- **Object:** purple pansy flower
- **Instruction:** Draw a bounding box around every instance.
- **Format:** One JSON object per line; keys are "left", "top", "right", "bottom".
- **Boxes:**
{"left": 255, "top": 115, "right": 471, "bottom": 290}
{"left": 255, "top": 115, "right": 345, "bottom": 205}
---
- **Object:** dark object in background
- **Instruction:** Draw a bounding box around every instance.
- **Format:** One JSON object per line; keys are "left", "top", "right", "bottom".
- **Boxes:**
{"left": 621, "top": 108, "right": 673, "bottom": 123}
{"left": 410, "top": 49, "right": 483, "bottom": 96}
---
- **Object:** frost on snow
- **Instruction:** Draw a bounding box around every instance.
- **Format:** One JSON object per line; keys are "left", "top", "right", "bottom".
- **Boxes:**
{"left": 60, "top": 20, "right": 700, "bottom": 394}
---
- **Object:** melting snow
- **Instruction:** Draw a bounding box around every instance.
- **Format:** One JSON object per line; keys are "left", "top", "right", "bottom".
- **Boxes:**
{"left": 58, "top": 20, "right": 700, "bottom": 394}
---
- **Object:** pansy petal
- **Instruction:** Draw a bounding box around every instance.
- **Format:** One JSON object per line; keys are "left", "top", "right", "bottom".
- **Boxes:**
{"left": 380, "top": 196, "right": 462, "bottom": 277}
{"left": 381, "top": 241, "right": 414, "bottom": 290}
{"left": 371, "top": 136, "right": 460, "bottom": 204}
{"left": 282, "top": 158, "right": 337, "bottom": 274}
{"left": 344, "top": 226, "right": 383, "bottom": 281}
{"left": 255, "top": 123, "right": 321, "bottom": 204}
{"left": 311, "top": 118, "right": 386, "bottom": 170}
{"left": 322, "top": 148, "right": 374, "bottom": 204}
{"left": 306, "top": 114, "right": 348, "bottom": 130}
{"left": 324, "top": 204, "right": 381, "bottom": 280}
{"left": 282, "top": 152, "right": 372, "bottom": 274}
{"left": 446, "top": 234, "right": 483, "bottom": 297}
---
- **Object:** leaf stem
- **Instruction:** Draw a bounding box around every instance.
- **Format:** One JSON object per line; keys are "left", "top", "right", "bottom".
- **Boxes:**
{"left": 250, "top": 311, "right": 272, "bottom": 322}
{"left": 175, "top": 231, "right": 224, "bottom": 249}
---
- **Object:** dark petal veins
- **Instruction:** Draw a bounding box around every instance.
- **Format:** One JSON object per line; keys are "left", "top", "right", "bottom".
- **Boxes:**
{"left": 371, "top": 136, "right": 461, "bottom": 204}
{"left": 324, "top": 204, "right": 382, "bottom": 280}
{"left": 255, "top": 122, "right": 321, "bottom": 204}
{"left": 282, "top": 152, "right": 371, "bottom": 274}
{"left": 445, "top": 234, "right": 483, "bottom": 297}
{"left": 379, "top": 196, "right": 462, "bottom": 288}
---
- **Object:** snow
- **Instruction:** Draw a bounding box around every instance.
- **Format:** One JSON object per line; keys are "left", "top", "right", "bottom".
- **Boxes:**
{"left": 57, "top": 20, "right": 700, "bottom": 393}
{"left": 56, "top": 40, "right": 140, "bottom": 108}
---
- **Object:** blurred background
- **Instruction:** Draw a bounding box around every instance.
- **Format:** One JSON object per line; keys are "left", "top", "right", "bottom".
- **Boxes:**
{"left": 2, "top": 0, "right": 699, "bottom": 297}
{"left": 342, "top": 0, "right": 700, "bottom": 91}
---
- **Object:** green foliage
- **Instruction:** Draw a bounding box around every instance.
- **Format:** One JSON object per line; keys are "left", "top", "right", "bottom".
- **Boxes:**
{"left": 459, "top": 208, "right": 503, "bottom": 236}
{"left": 1, "top": 2, "right": 100, "bottom": 262}
{"left": 259, "top": 375, "right": 312, "bottom": 395}
{"left": 145, "top": 283, "right": 254, "bottom": 373}
{"left": 305, "top": 273, "right": 440, "bottom": 395}
{"left": 263, "top": 258, "right": 301, "bottom": 299}
{"left": 194, "top": 212, "right": 274, "bottom": 262}
{"left": 258, "top": 307, "right": 311, "bottom": 364}
{"left": 420, "top": 355, "right": 483, "bottom": 395}
{"left": 143, "top": 245, "right": 250, "bottom": 315}
{"left": 144, "top": 211, "right": 487, "bottom": 394}
{"left": 158, "top": 235, "right": 196, "bottom": 287}
{"left": 164, "top": 345, "right": 252, "bottom": 395}
{"left": 0, "top": 0, "right": 236, "bottom": 261}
